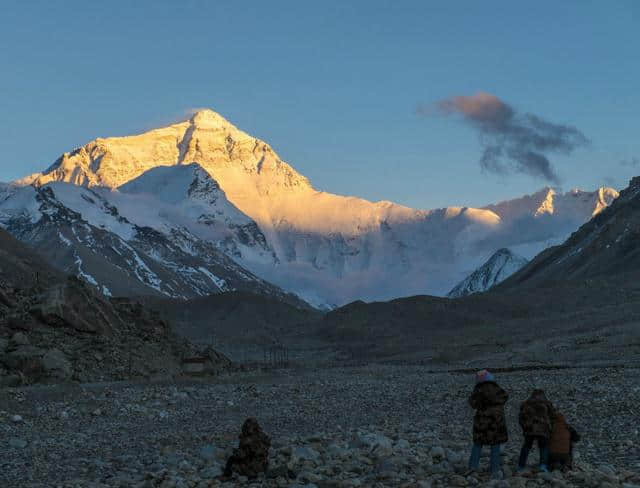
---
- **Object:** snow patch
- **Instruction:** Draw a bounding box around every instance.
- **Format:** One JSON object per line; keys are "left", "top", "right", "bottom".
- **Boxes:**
{"left": 197, "top": 266, "right": 228, "bottom": 291}
{"left": 74, "top": 254, "right": 99, "bottom": 286}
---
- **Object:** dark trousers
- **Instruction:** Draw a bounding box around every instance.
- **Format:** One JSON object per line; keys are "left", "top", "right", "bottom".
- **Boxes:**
{"left": 518, "top": 435, "right": 549, "bottom": 468}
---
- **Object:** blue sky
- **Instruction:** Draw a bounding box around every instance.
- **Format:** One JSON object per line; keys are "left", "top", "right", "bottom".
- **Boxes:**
{"left": 1, "top": 1, "right": 638, "bottom": 209}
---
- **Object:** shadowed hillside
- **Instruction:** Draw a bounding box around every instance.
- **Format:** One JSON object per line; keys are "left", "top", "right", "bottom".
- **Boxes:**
{"left": 142, "top": 291, "right": 323, "bottom": 361}
{"left": 498, "top": 176, "right": 640, "bottom": 289}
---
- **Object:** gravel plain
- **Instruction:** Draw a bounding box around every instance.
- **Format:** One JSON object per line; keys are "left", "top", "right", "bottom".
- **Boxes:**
{"left": 1, "top": 364, "right": 639, "bottom": 488}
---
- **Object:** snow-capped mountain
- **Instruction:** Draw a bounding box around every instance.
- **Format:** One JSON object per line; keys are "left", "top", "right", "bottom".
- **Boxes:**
{"left": 447, "top": 248, "right": 528, "bottom": 298}
{"left": 9, "top": 109, "right": 619, "bottom": 307}
{"left": 500, "top": 176, "right": 640, "bottom": 289}
{"left": 0, "top": 182, "right": 300, "bottom": 305}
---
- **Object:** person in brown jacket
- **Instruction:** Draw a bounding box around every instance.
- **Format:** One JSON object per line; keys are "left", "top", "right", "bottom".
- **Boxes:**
{"left": 517, "top": 389, "right": 555, "bottom": 472}
{"left": 549, "top": 411, "right": 581, "bottom": 471}
{"left": 467, "top": 370, "right": 509, "bottom": 480}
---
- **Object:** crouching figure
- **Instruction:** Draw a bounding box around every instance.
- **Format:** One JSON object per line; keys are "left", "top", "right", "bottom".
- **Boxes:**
{"left": 549, "top": 411, "right": 580, "bottom": 471}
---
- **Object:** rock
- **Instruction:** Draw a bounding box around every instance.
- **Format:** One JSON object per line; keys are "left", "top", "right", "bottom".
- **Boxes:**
{"left": 223, "top": 417, "right": 271, "bottom": 478}
{"left": 291, "top": 446, "right": 320, "bottom": 463}
{"left": 266, "top": 464, "right": 290, "bottom": 479}
{"left": 395, "top": 439, "right": 411, "bottom": 451}
{"left": 30, "top": 281, "right": 111, "bottom": 333}
{"left": 10, "top": 332, "right": 29, "bottom": 346}
{"left": 327, "top": 442, "right": 350, "bottom": 459}
{"left": 1, "top": 345, "right": 45, "bottom": 376}
{"left": 430, "top": 446, "right": 446, "bottom": 461}
{"left": 599, "top": 464, "right": 617, "bottom": 477}
{"left": 199, "top": 464, "right": 222, "bottom": 478}
{"left": 198, "top": 444, "right": 217, "bottom": 462}
{"left": 351, "top": 432, "right": 393, "bottom": 458}
{"left": 8, "top": 438, "right": 27, "bottom": 449}
{"left": 42, "top": 348, "right": 72, "bottom": 379}
{"left": 11, "top": 414, "right": 23, "bottom": 423}
{"left": 539, "top": 471, "right": 554, "bottom": 482}
{"left": 449, "top": 474, "right": 468, "bottom": 486}
{"left": 446, "top": 448, "right": 463, "bottom": 464}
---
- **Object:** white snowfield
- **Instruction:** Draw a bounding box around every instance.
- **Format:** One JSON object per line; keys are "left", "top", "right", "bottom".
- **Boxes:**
{"left": 447, "top": 248, "right": 529, "bottom": 298}
{"left": 10, "top": 109, "right": 619, "bottom": 307}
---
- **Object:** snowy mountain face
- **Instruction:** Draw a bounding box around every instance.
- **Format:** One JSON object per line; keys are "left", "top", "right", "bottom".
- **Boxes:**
{"left": 501, "top": 176, "right": 640, "bottom": 288}
{"left": 0, "top": 183, "right": 299, "bottom": 304}
{"left": 447, "top": 248, "right": 528, "bottom": 298}
{"left": 10, "top": 109, "right": 620, "bottom": 307}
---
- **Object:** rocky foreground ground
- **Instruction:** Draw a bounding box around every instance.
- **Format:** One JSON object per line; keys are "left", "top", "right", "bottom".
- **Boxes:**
{"left": 1, "top": 365, "right": 639, "bottom": 488}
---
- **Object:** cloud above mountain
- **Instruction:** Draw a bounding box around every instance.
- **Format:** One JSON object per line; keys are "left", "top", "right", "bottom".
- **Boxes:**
{"left": 421, "top": 92, "right": 590, "bottom": 184}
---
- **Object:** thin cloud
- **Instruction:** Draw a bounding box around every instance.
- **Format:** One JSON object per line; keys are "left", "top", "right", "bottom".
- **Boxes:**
{"left": 620, "top": 157, "right": 640, "bottom": 167}
{"left": 420, "top": 92, "right": 590, "bottom": 184}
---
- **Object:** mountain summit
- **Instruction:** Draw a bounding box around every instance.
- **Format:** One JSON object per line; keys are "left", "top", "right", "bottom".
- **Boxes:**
{"left": 447, "top": 248, "right": 528, "bottom": 298}
{"left": 189, "top": 108, "right": 235, "bottom": 129}
{"left": 7, "top": 109, "right": 620, "bottom": 306}
{"left": 23, "top": 108, "right": 310, "bottom": 193}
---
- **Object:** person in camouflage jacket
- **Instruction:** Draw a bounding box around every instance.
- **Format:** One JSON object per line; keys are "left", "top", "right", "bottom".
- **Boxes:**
{"left": 517, "top": 389, "right": 555, "bottom": 472}
{"left": 467, "top": 370, "right": 509, "bottom": 479}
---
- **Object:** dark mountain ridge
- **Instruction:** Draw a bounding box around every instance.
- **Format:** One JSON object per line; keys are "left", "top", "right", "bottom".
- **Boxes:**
{"left": 499, "top": 176, "right": 640, "bottom": 289}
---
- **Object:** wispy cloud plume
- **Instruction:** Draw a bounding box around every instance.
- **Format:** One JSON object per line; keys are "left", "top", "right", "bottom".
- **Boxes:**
{"left": 420, "top": 92, "right": 590, "bottom": 183}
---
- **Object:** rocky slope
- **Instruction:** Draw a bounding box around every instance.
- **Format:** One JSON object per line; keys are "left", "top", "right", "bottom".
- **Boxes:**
{"left": 0, "top": 228, "right": 230, "bottom": 385}
{"left": 143, "top": 291, "right": 323, "bottom": 360}
{"left": 11, "top": 109, "right": 618, "bottom": 306}
{"left": 447, "top": 249, "right": 528, "bottom": 298}
{"left": 1, "top": 365, "right": 638, "bottom": 487}
{"left": 0, "top": 182, "right": 306, "bottom": 307}
{"left": 500, "top": 176, "right": 640, "bottom": 290}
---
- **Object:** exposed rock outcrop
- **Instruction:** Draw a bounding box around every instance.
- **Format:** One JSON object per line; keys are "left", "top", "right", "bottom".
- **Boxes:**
{"left": 0, "top": 228, "right": 232, "bottom": 384}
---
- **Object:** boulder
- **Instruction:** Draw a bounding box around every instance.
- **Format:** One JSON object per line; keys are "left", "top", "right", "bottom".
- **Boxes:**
{"left": 0, "top": 288, "right": 15, "bottom": 307}
{"left": 10, "top": 332, "right": 29, "bottom": 347}
{"left": 41, "top": 348, "right": 72, "bottom": 379}
{"left": 8, "top": 438, "right": 27, "bottom": 449}
{"left": 30, "top": 280, "right": 116, "bottom": 334}
{"left": 291, "top": 446, "right": 321, "bottom": 463}
{"left": 1, "top": 345, "right": 45, "bottom": 370}
{"left": 351, "top": 432, "right": 393, "bottom": 458}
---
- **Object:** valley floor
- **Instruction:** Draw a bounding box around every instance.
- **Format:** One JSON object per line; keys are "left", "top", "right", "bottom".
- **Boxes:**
{"left": 1, "top": 365, "right": 639, "bottom": 487}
